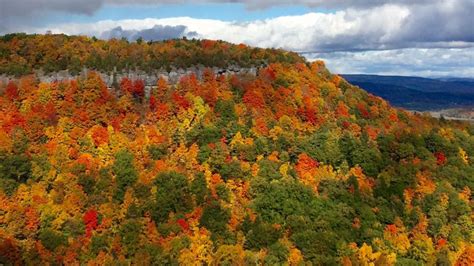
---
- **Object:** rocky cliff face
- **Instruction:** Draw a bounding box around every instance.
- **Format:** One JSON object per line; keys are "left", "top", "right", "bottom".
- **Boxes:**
{"left": 0, "top": 65, "right": 259, "bottom": 88}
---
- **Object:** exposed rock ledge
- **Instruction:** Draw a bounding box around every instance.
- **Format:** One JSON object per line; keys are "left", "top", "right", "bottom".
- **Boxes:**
{"left": 0, "top": 65, "right": 260, "bottom": 88}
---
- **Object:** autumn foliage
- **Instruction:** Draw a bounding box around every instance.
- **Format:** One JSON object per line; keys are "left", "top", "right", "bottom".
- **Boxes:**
{"left": 0, "top": 36, "right": 472, "bottom": 265}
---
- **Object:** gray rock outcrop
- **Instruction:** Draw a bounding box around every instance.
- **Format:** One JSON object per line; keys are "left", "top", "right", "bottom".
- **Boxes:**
{"left": 0, "top": 65, "right": 260, "bottom": 89}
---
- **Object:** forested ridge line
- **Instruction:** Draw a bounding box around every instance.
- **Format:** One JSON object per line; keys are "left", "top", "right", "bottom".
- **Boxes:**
{"left": 0, "top": 33, "right": 304, "bottom": 77}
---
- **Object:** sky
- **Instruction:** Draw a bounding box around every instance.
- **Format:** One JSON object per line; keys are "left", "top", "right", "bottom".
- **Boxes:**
{"left": 1, "top": 0, "right": 473, "bottom": 77}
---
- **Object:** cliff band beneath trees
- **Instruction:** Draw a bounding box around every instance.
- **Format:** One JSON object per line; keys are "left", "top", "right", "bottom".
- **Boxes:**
{"left": 0, "top": 65, "right": 259, "bottom": 87}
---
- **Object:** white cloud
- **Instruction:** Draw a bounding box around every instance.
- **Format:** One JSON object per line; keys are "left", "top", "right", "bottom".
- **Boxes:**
{"left": 26, "top": 1, "right": 472, "bottom": 52}
{"left": 6, "top": 0, "right": 473, "bottom": 77}
{"left": 308, "top": 47, "right": 474, "bottom": 77}
{"left": 23, "top": 6, "right": 411, "bottom": 51}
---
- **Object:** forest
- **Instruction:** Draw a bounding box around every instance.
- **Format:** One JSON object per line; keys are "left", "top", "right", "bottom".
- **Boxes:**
{"left": 0, "top": 33, "right": 302, "bottom": 76}
{"left": 0, "top": 34, "right": 473, "bottom": 265}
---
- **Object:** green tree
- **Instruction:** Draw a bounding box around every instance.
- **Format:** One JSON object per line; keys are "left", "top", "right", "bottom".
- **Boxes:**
{"left": 153, "top": 172, "right": 192, "bottom": 223}
{"left": 243, "top": 219, "right": 282, "bottom": 250}
{"left": 120, "top": 220, "right": 142, "bottom": 256}
{"left": 38, "top": 229, "right": 67, "bottom": 251}
{"left": 190, "top": 173, "right": 209, "bottom": 205}
{"left": 112, "top": 150, "right": 138, "bottom": 202}
{"left": 199, "top": 200, "right": 231, "bottom": 243}
{"left": 215, "top": 99, "right": 237, "bottom": 126}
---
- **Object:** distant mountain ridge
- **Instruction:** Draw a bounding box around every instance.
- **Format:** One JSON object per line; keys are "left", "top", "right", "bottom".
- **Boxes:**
{"left": 342, "top": 74, "right": 474, "bottom": 110}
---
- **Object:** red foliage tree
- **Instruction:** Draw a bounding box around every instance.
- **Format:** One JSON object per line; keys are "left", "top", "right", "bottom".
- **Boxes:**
{"left": 341, "top": 121, "right": 351, "bottom": 129}
{"left": 296, "top": 153, "right": 320, "bottom": 173}
{"left": 172, "top": 92, "right": 191, "bottom": 110}
{"left": 385, "top": 224, "right": 397, "bottom": 234}
{"left": 5, "top": 81, "right": 19, "bottom": 101}
{"left": 132, "top": 79, "right": 145, "bottom": 99}
{"left": 44, "top": 101, "right": 58, "bottom": 125}
{"left": 91, "top": 126, "right": 109, "bottom": 146}
{"left": 201, "top": 39, "right": 216, "bottom": 49}
{"left": 149, "top": 95, "right": 158, "bottom": 111}
{"left": 357, "top": 103, "right": 370, "bottom": 119}
{"left": 437, "top": 238, "right": 447, "bottom": 249}
{"left": 298, "top": 107, "right": 318, "bottom": 125}
{"left": 2, "top": 109, "right": 26, "bottom": 133}
{"left": 177, "top": 218, "right": 190, "bottom": 231}
{"left": 261, "top": 66, "right": 277, "bottom": 81}
{"left": 434, "top": 152, "right": 447, "bottom": 165}
{"left": 243, "top": 89, "right": 265, "bottom": 109}
{"left": 120, "top": 77, "right": 133, "bottom": 95}
{"left": 110, "top": 115, "right": 124, "bottom": 131}
{"left": 336, "top": 101, "right": 350, "bottom": 118}
{"left": 155, "top": 103, "right": 171, "bottom": 119}
{"left": 120, "top": 78, "right": 145, "bottom": 100}
{"left": 179, "top": 73, "right": 200, "bottom": 94}
{"left": 83, "top": 209, "right": 98, "bottom": 237}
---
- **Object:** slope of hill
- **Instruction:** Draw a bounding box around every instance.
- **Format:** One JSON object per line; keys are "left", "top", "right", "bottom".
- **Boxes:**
{"left": 342, "top": 74, "right": 474, "bottom": 110}
{"left": 0, "top": 35, "right": 473, "bottom": 265}
{"left": 0, "top": 33, "right": 303, "bottom": 77}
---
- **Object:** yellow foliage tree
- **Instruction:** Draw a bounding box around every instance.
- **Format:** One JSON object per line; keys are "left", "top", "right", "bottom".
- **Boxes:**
{"left": 178, "top": 228, "right": 214, "bottom": 265}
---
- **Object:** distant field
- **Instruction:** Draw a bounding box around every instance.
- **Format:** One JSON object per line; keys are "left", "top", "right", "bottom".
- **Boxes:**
{"left": 425, "top": 108, "right": 474, "bottom": 122}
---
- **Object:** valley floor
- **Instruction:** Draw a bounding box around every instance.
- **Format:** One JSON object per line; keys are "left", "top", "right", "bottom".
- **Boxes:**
{"left": 410, "top": 107, "right": 474, "bottom": 122}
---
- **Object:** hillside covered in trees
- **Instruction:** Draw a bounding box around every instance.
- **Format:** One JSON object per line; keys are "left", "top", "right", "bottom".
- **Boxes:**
{"left": 0, "top": 34, "right": 473, "bottom": 265}
{"left": 0, "top": 33, "right": 303, "bottom": 76}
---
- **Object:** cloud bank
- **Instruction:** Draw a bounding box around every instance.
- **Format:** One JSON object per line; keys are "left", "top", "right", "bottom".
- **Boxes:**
{"left": 308, "top": 47, "right": 474, "bottom": 77}
{"left": 29, "top": 1, "right": 473, "bottom": 52}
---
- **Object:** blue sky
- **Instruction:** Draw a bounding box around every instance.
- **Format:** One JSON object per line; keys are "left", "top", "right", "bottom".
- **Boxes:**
{"left": 1, "top": 0, "right": 473, "bottom": 77}
{"left": 44, "top": 3, "right": 330, "bottom": 25}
